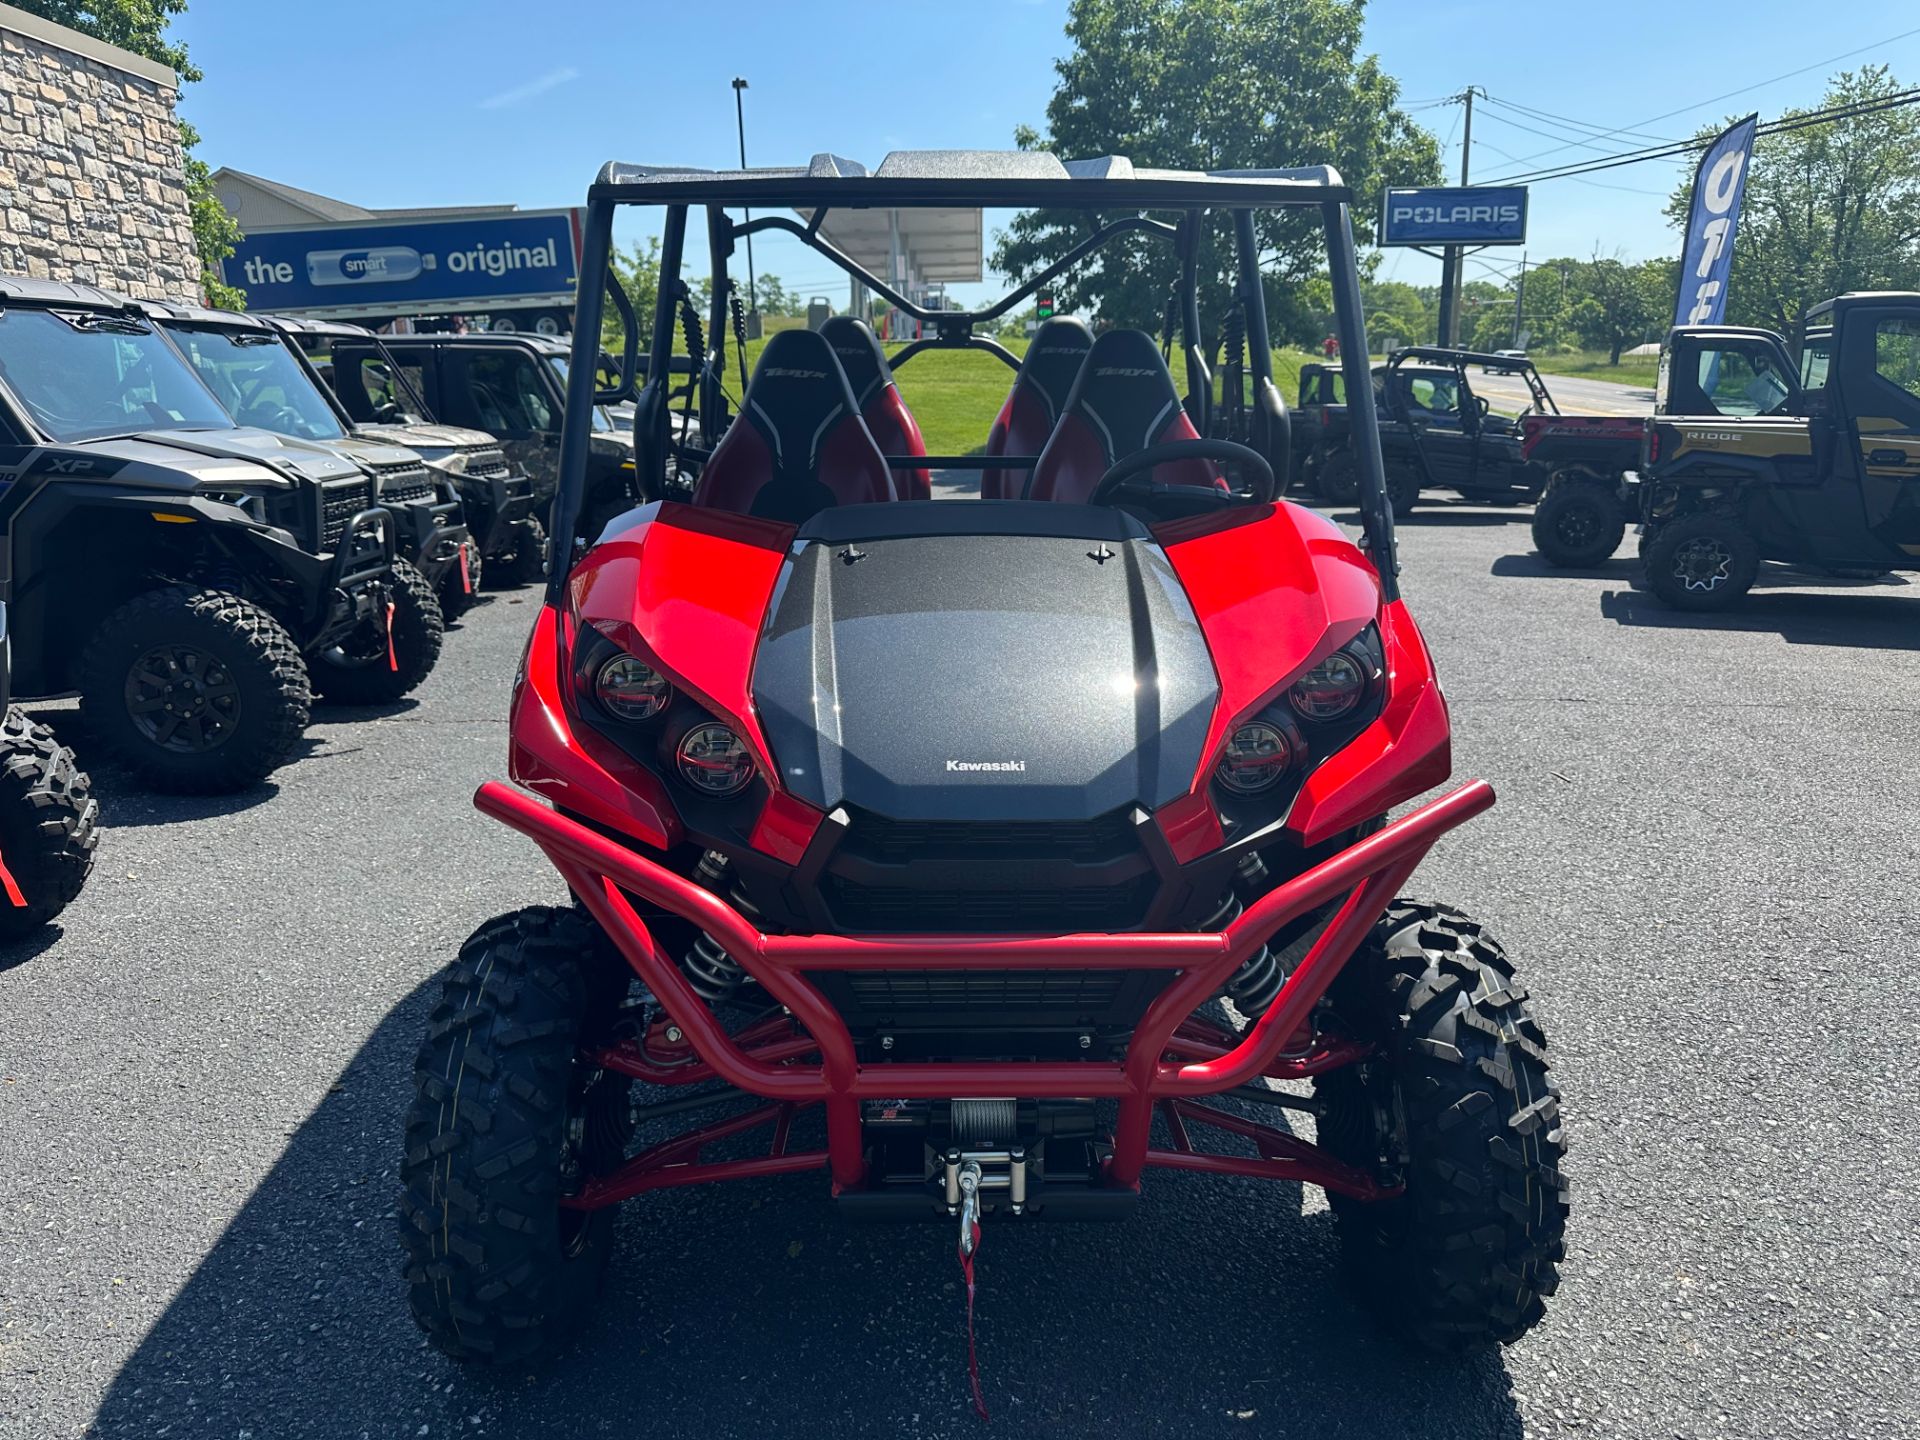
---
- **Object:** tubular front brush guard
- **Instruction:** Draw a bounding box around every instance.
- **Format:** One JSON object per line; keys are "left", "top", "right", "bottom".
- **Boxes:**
{"left": 475, "top": 778, "right": 1495, "bottom": 1203}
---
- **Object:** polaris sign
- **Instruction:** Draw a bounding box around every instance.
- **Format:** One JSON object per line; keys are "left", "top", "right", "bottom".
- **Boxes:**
{"left": 1380, "top": 186, "right": 1528, "bottom": 247}
{"left": 221, "top": 209, "right": 584, "bottom": 316}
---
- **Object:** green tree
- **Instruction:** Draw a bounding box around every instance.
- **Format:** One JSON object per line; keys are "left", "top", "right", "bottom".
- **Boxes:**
{"left": 601, "top": 236, "right": 662, "bottom": 355}
{"left": 751, "top": 273, "right": 798, "bottom": 316}
{"left": 1666, "top": 66, "right": 1920, "bottom": 348}
{"left": 1567, "top": 254, "right": 1667, "bottom": 364}
{"left": 992, "top": 0, "right": 1439, "bottom": 355}
{"left": 1362, "top": 278, "right": 1430, "bottom": 351}
{"left": 12, "top": 0, "right": 243, "bottom": 306}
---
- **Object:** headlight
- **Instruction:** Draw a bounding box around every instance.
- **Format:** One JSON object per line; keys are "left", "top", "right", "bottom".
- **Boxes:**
{"left": 594, "top": 654, "right": 672, "bottom": 721}
{"left": 1215, "top": 722, "right": 1294, "bottom": 795}
{"left": 195, "top": 488, "right": 267, "bottom": 522}
{"left": 1288, "top": 651, "right": 1369, "bottom": 722}
{"left": 676, "top": 723, "right": 754, "bottom": 796}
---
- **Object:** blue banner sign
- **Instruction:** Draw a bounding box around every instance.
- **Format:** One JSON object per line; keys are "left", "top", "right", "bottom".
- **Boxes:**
{"left": 1674, "top": 116, "right": 1759, "bottom": 327}
{"left": 1379, "top": 186, "right": 1528, "bottom": 247}
{"left": 222, "top": 209, "right": 584, "bottom": 314}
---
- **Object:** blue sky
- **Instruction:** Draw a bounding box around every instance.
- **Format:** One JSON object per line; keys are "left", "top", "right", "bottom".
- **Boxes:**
{"left": 174, "top": 0, "right": 1920, "bottom": 302}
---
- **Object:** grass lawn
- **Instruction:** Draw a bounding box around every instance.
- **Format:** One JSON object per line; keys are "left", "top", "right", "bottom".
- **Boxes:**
{"left": 1525, "top": 350, "right": 1661, "bottom": 387}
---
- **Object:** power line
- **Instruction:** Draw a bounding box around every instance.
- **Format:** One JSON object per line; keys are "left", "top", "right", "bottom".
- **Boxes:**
{"left": 1473, "top": 139, "right": 1671, "bottom": 196}
{"left": 1484, "top": 86, "right": 1920, "bottom": 188}
{"left": 1475, "top": 22, "right": 1920, "bottom": 181}
{"left": 1480, "top": 94, "right": 1678, "bottom": 146}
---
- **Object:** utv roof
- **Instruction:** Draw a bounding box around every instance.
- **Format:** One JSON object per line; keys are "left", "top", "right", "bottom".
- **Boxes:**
{"left": 0, "top": 276, "right": 141, "bottom": 311}
{"left": 591, "top": 151, "right": 1351, "bottom": 208}
{"left": 135, "top": 299, "right": 273, "bottom": 330}
{"left": 261, "top": 314, "right": 377, "bottom": 342}
{"left": 381, "top": 331, "right": 570, "bottom": 354}
{"left": 1803, "top": 291, "right": 1920, "bottom": 322}
{"left": 1388, "top": 346, "right": 1540, "bottom": 372}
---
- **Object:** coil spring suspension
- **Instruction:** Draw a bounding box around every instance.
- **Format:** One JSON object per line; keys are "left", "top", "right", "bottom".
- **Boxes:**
{"left": 1202, "top": 852, "right": 1286, "bottom": 1016}
{"left": 681, "top": 851, "right": 759, "bottom": 1004}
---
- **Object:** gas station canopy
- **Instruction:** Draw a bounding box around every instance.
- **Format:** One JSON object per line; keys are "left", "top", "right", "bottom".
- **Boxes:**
{"left": 798, "top": 206, "right": 984, "bottom": 287}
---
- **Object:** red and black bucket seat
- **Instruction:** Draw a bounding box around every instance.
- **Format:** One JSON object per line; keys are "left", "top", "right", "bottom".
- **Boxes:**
{"left": 982, "top": 316, "right": 1094, "bottom": 500}
{"left": 690, "top": 329, "right": 896, "bottom": 522}
{"left": 1024, "top": 328, "right": 1224, "bottom": 504}
{"left": 819, "top": 315, "right": 931, "bottom": 501}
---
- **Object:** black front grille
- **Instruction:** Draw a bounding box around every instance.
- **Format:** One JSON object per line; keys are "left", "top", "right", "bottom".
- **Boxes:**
{"left": 459, "top": 444, "right": 510, "bottom": 479}
{"left": 322, "top": 479, "right": 374, "bottom": 552}
{"left": 822, "top": 806, "right": 1155, "bottom": 934}
{"left": 822, "top": 873, "right": 1154, "bottom": 933}
{"left": 851, "top": 810, "right": 1139, "bottom": 864}
{"left": 373, "top": 462, "right": 434, "bottom": 505}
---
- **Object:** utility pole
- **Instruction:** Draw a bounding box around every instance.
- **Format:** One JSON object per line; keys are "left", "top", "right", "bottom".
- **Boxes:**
{"left": 731, "top": 77, "right": 758, "bottom": 332}
{"left": 1435, "top": 85, "right": 1482, "bottom": 347}
{"left": 1512, "top": 250, "right": 1527, "bottom": 348}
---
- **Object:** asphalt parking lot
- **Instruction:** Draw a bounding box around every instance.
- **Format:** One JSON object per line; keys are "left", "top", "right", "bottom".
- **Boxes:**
{"left": 2, "top": 501, "right": 1916, "bottom": 1440}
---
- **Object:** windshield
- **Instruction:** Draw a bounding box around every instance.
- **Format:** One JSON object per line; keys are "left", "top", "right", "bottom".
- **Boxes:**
{"left": 1800, "top": 331, "right": 1832, "bottom": 392}
{"left": 0, "top": 308, "right": 234, "bottom": 442}
{"left": 163, "top": 324, "right": 347, "bottom": 441}
{"left": 546, "top": 353, "right": 613, "bottom": 432}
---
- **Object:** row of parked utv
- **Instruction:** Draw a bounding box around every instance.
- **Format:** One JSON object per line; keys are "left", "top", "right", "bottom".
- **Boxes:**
{"left": 0, "top": 276, "right": 633, "bottom": 941}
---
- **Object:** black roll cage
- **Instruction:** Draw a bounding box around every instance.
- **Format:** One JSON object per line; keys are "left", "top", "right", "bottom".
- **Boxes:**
{"left": 1385, "top": 346, "right": 1560, "bottom": 418}
{"left": 549, "top": 164, "right": 1399, "bottom": 604}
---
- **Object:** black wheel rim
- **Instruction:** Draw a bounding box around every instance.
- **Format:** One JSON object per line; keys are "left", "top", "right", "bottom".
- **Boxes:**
{"left": 124, "top": 644, "right": 241, "bottom": 752}
{"left": 1672, "top": 535, "right": 1732, "bottom": 592}
{"left": 1554, "top": 502, "right": 1600, "bottom": 549}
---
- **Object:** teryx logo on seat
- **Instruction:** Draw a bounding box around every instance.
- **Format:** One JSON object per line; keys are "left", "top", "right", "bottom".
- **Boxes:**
{"left": 762, "top": 367, "right": 829, "bottom": 381}
{"left": 945, "top": 759, "right": 1027, "bottom": 773}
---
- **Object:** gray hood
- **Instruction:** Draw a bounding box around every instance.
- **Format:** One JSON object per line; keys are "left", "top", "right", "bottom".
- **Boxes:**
{"left": 752, "top": 528, "right": 1219, "bottom": 823}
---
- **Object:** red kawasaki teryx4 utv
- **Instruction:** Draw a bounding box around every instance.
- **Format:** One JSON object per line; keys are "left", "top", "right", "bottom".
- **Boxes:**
{"left": 400, "top": 153, "right": 1569, "bottom": 1393}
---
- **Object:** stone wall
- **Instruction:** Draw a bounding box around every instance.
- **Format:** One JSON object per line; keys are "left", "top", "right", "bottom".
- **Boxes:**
{"left": 0, "top": 3, "right": 199, "bottom": 299}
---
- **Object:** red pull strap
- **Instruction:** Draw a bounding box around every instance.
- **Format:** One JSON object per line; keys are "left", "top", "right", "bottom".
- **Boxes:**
{"left": 457, "top": 543, "right": 473, "bottom": 595}
{"left": 0, "top": 850, "right": 25, "bottom": 908}
{"left": 384, "top": 599, "right": 399, "bottom": 672}
{"left": 959, "top": 1219, "right": 989, "bottom": 1422}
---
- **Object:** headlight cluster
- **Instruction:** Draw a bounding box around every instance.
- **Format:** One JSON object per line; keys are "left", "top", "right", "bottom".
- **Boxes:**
{"left": 1213, "top": 625, "right": 1386, "bottom": 799}
{"left": 580, "top": 641, "right": 756, "bottom": 797}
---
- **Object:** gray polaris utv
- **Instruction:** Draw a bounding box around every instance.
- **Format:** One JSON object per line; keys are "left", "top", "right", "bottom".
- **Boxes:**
{"left": 140, "top": 303, "right": 481, "bottom": 620}
{"left": 270, "top": 315, "right": 543, "bottom": 592}
{"left": 0, "top": 277, "right": 443, "bottom": 792}
{"left": 347, "top": 331, "right": 639, "bottom": 556}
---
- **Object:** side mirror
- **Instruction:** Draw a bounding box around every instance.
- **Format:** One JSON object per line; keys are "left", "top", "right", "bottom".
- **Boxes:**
{"left": 1477, "top": 395, "right": 1492, "bottom": 417}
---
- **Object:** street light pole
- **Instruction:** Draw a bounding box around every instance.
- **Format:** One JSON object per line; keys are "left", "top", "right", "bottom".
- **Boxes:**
{"left": 731, "top": 77, "right": 757, "bottom": 321}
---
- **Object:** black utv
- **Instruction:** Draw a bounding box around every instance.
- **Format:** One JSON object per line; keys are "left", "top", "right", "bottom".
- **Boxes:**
{"left": 140, "top": 302, "right": 478, "bottom": 622}
{"left": 1308, "top": 347, "right": 1556, "bottom": 514}
{"left": 0, "top": 277, "right": 442, "bottom": 792}
{"left": 343, "top": 332, "right": 638, "bottom": 551}
{"left": 274, "top": 316, "right": 543, "bottom": 591}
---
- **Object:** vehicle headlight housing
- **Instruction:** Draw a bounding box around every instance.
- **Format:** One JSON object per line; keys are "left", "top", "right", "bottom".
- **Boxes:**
{"left": 676, "top": 723, "right": 754, "bottom": 796}
{"left": 1288, "top": 650, "right": 1369, "bottom": 722}
{"left": 1215, "top": 722, "right": 1295, "bottom": 795}
{"left": 593, "top": 654, "right": 672, "bottom": 721}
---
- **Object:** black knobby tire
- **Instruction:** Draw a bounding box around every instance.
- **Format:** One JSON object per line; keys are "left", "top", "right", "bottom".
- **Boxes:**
{"left": 438, "top": 540, "right": 484, "bottom": 621}
{"left": 1386, "top": 464, "right": 1421, "bottom": 517}
{"left": 490, "top": 517, "right": 548, "bottom": 588}
{"left": 400, "top": 906, "right": 634, "bottom": 1364}
{"left": 1316, "top": 449, "right": 1359, "bottom": 503}
{"left": 77, "top": 586, "right": 311, "bottom": 794}
{"left": 312, "top": 559, "right": 445, "bottom": 705}
{"left": 0, "top": 708, "right": 98, "bottom": 940}
{"left": 1642, "top": 510, "right": 1760, "bottom": 611}
{"left": 1315, "top": 901, "right": 1568, "bottom": 1353}
{"left": 1532, "top": 478, "right": 1627, "bottom": 568}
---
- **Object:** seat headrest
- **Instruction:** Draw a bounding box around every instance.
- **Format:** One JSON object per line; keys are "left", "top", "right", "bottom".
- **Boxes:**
{"left": 1016, "top": 317, "right": 1095, "bottom": 419}
{"left": 739, "top": 328, "right": 862, "bottom": 476}
{"left": 1058, "top": 328, "right": 1184, "bottom": 459}
{"left": 818, "top": 315, "right": 891, "bottom": 407}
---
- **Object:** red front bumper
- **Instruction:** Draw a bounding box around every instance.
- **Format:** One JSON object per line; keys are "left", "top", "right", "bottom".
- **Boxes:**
{"left": 476, "top": 777, "right": 1495, "bottom": 1204}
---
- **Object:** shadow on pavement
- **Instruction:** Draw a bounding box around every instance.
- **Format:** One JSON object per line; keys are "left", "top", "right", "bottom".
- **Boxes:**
{"left": 1490, "top": 552, "right": 1639, "bottom": 581}
{"left": 0, "top": 922, "right": 68, "bottom": 974}
{"left": 1600, "top": 585, "right": 1920, "bottom": 650}
{"left": 88, "top": 974, "right": 1525, "bottom": 1440}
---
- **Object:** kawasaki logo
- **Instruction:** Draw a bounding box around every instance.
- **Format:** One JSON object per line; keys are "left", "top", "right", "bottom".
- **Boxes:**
{"left": 945, "top": 759, "right": 1027, "bottom": 773}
